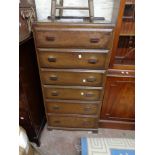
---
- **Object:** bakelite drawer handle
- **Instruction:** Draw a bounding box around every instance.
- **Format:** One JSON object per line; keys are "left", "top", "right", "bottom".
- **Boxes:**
{"left": 51, "top": 91, "right": 59, "bottom": 96}
{"left": 49, "top": 75, "right": 58, "bottom": 81}
{"left": 86, "top": 76, "right": 96, "bottom": 82}
{"left": 46, "top": 36, "right": 55, "bottom": 41}
{"left": 52, "top": 105, "right": 60, "bottom": 110}
{"left": 90, "top": 38, "right": 100, "bottom": 43}
{"left": 82, "top": 120, "right": 90, "bottom": 126}
{"left": 48, "top": 57, "right": 56, "bottom": 62}
{"left": 85, "top": 92, "right": 94, "bottom": 97}
{"left": 53, "top": 120, "right": 60, "bottom": 124}
{"left": 88, "top": 58, "right": 98, "bottom": 64}
{"left": 84, "top": 107, "right": 92, "bottom": 111}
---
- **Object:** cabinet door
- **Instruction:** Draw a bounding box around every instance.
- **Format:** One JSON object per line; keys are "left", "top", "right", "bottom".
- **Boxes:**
{"left": 100, "top": 77, "right": 135, "bottom": 122}
{"left": 109, "top": 0, "right": 135, "bottom": 69}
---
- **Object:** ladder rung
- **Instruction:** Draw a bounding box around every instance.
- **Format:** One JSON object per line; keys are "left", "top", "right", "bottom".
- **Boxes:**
{"left": 56, "top": 6, "right": 89, "bottom": 10}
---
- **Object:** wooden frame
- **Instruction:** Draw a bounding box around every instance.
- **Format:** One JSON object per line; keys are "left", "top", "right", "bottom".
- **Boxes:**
{"left": 109, "top": 0, "right": 135, "bottom": 70}
{"left": 51, "top": 0, "right": 94, "bottom": 22}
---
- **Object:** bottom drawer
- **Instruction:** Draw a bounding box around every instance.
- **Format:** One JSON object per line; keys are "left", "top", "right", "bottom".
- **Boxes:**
{"left": 47, "top": 115, "right": 98, "bottom": 128}
{"left": 46, "top": 101, "right": 99, "bottom": 115}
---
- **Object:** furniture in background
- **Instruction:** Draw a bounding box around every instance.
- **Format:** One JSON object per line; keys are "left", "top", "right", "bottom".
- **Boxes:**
{"left": 19, "top": 0, "right": 46, "bottom": 146}
{"left": 19, "top": 38, "right": 46, "bottom": 146}
{"left": 20, "top": 0, "right": 135, "bottom": 131}
{"left": 19, "top": 0, "right": 36, "bottom": 42}
{"left": 99, "top": 0, "right": 135, "bottom": 130}
{"left": 51, "top": 0, "right": 94, "bottom": 22}
{"left": 33, "top": 22, "right": 114, "bottom": 131}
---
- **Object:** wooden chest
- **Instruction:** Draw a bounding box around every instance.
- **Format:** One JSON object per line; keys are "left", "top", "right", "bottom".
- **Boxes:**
{"left": 33, "top": 22, "right": 114, "bottom": 130}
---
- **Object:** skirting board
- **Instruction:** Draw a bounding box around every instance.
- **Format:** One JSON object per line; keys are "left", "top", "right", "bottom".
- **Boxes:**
{"left": 99, "top": 119, "right": 135, "bottom": 130}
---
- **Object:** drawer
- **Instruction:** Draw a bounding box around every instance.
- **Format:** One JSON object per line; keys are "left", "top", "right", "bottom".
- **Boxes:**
{"left": 108, "top": 69, "right": 135, "bottom": 78}
{"left": 38, "top": 49, "right": 109, "bottom": 69}
{"left": 46, "top": 101, "right": 99, "bottom": 115}
{"left": 43, "top": 86, "right": 102, "bottom": 101}
{"left": 34, "top": 27, "right": 113, "bottom": 49}
{"left": 47, "top": 115, "right": 98, "bottom": 128}
{"left": 41, "top": 69, "right": 106, "bottom": 86}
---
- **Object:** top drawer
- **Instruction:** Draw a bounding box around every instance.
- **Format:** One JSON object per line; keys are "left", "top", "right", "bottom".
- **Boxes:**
{"left": 33, "top": 27, "right": 113, "bottom": 49}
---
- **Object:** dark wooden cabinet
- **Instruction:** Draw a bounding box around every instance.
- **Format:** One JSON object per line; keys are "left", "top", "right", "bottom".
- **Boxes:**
{"left": 19, "top": 0, "right": 45, "bottom": 146}
{"left": 19, "top": 38, "right": 46, "bottom": 146}
{"left": 33, "top": 22, "right": 114, "bottom": 131}
{"left": 19, "top": 0, "right": 135, "bottom": 131}
{"left": 19, "top": 0, "right": 46, "bottom": 146}
{"left": 110, "top": 0, "right": 135, "bottom": 69}
{"left": 99, "top": 0, "right": 135, "bottom": 130}
{"left": 100, "top": 72, "right": 135, "bottom": 129}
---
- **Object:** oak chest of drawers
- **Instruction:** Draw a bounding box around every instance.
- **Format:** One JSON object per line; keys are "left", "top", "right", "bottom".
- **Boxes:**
{"left": 33, "top": 22, "right": 114, "bottom": 131}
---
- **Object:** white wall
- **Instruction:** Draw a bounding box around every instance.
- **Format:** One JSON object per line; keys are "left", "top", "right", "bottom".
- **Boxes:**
{"left": 35, "top": 0, "right": 118, "bottom": 22}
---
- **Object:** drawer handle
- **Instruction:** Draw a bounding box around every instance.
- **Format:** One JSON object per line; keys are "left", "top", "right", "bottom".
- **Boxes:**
{"left": 82, "top": 120, "right": 90, "bottom": 126}
{"left": 85, "top": 92, "right": 94, "bottom": 97}
{"left": 51, "top": 91, "right": 59, "bottom": 96}
{"left": 88, "top": 58, "right": 98, "bottom": 64}
{"left": 49, "top": 75, "right": 58, "bottom": 81}
{"left": 86, "top": 76, "right": 96, "bottom": 82}
{"left": 53, "top": 120, "right": 60, "bottom": 124}
{"left": 52, "top": 105, "right": 60, "bottom": 110}
{"left": 46, "top": 36, "right": 55, "bottom": 41}
{"left": 48, "top": 57, "right": 56, "bottom": 62}
{"left": 90, "top": 38, "right": 100, "bottom": 43}
{"left": 84, "top": 107, "right": 92, "bottom": 112}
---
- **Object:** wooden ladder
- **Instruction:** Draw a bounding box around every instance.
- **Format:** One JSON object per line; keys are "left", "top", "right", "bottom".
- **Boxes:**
{"left": 51, "top": 0, "right": 94, "bottom": 22}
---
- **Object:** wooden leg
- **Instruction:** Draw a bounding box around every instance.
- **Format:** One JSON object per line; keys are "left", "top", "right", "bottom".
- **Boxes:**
{"left": 88, "top": 0, "right": 94, "bottom": 22}
{"left": 51, "top": 0, "right": 56, "bottom": 21}
{"left": 59, "top": 0, "right": 64, "bottom": 17}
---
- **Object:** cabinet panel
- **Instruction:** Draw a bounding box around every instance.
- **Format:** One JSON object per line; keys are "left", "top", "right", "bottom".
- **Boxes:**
{"left": 100, "top": 76, "right": 135, "bottom": 122}
{"left": 114, "top": 36, "right": 135, "bottom": 65}
{"left": 19, "top": 38, "right": 46, "bottom": 146}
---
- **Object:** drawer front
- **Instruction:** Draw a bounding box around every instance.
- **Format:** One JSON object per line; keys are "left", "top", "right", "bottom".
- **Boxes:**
{"left": 34, "top": 29, "right": 113, "bottom": 48}
{"left": 43, "top": 87, "right": 102, "bottom": 101}
{"left": 47, "top": 115, "right": 98, "bottom": 128}
{"left": 46, "top": 102, "right": 99, "bottom": 115}
{"left": 108, "top": 69, "right": 135, "bottom": 78}
{"left": 38, "top": 50, "right": 108, "bottom": 69}
{"left": 41, "top": 70, "right": 105, "bottom": 86}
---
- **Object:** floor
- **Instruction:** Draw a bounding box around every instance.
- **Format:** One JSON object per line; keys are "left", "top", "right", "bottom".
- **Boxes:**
{"left": 34, "top": 124, "right": 135, "bottom": 155}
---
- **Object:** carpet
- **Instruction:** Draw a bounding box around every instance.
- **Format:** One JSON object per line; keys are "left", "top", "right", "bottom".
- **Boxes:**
{"left": 81, "top": 137, "right": 135, "bottom": 155}
{"left": 35, "top": 124, "right": 134, "bottom": 155}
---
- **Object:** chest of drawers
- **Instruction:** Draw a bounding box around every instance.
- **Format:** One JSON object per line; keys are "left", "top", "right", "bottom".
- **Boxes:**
{"left": 33, "top": 22, "right": 114, "bottom": 131}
